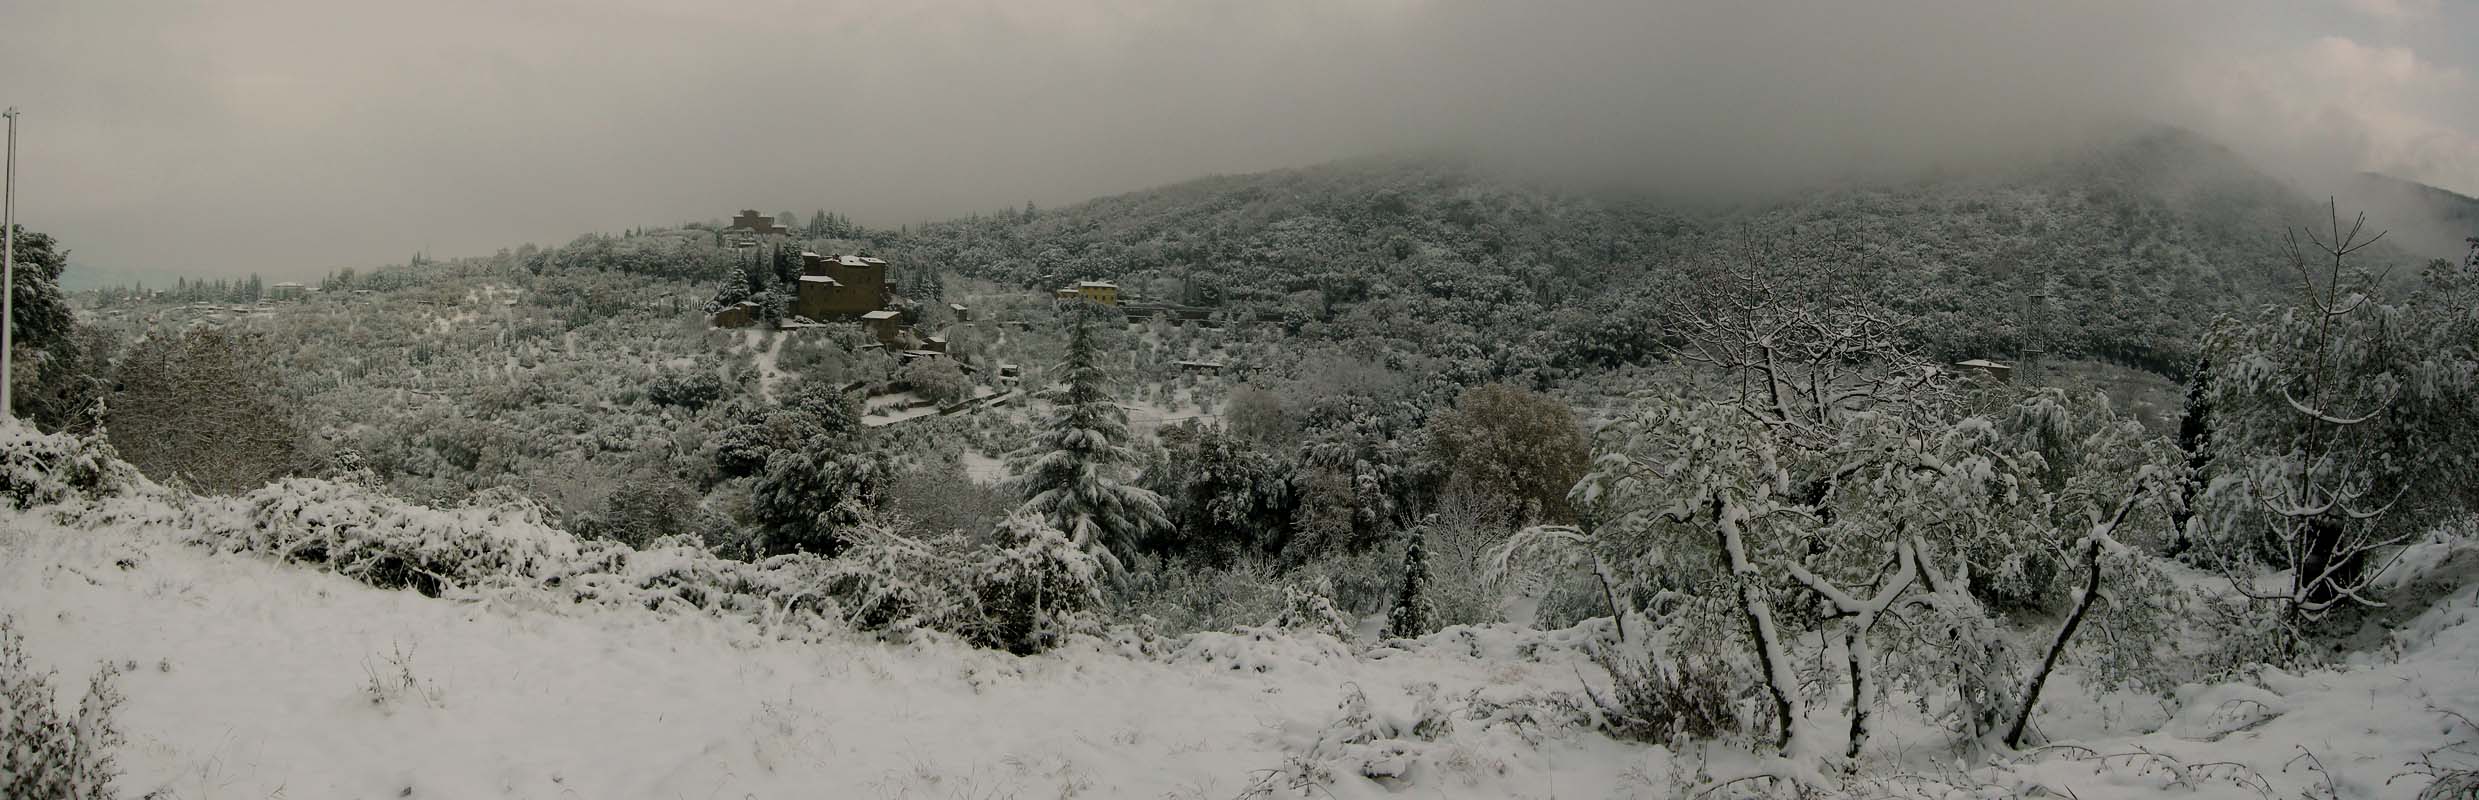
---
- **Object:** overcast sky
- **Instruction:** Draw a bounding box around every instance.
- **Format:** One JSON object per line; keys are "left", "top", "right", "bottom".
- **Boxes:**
{"left": 3, "top": 0, "right": 2475, "bottom": 285}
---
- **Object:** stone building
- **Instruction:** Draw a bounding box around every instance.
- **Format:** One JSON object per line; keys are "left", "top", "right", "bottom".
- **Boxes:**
{"left": 795, "top": 253, "right": 894, "bottom": 319}
{"left": 728, "top": 210, "right": 790, "bottom": 236}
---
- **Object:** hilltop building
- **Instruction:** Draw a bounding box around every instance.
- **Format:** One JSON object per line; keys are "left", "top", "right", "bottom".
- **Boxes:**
{"left": 728, "top": 210, "right": 790, "bottom": 237}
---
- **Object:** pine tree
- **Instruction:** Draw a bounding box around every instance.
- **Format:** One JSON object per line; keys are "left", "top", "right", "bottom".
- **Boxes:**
{"left": 808, "top": 209, "right": 830, "bottom": 238}
{"left": 1002, "top": 301, "right": 1168, "bottom": 576}
{"left": 1385, "top": 526, "right": 1439, "bottom": 639}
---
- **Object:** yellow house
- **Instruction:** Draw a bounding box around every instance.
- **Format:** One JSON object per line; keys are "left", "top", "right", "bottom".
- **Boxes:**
{"left": 1073, "top": 281, "right": 1119, "bottom": 306}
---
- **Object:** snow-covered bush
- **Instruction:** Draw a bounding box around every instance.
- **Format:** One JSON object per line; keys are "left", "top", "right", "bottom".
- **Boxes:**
{"left": 1, "top": 617, "right": 125, "bottom": 800}
{"left": 968, "top": 512, "right": 1103, "bottom": 654}
{"left": 199, "top": 477, "right": 631, "bottom": 598}
{"left": 645, "top": 365, "right": 725, "bottom": 411}
{"left": 898, "top": 357, "right": 971, "bottom": 406}
{"left": 1586, "top": 646, "right": 1737, "bottom": 744}
{"left": 0, "top": 420, "right": 128, "bottom": 511}
{"left": 1270, "top": 585, "right": 1355, "bottom": 640}
{"left": 802, "top": 524, "right": 970, "bottom": 635}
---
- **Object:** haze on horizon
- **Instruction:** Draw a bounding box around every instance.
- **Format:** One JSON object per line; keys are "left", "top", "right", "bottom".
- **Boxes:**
{"left": 3, "top": 0, "right": 2475, "bottom": 286}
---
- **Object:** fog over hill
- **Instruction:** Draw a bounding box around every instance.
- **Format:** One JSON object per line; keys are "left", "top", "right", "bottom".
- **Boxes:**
{"left": 7, "top": 0, "right": 2477, "bottom": 281}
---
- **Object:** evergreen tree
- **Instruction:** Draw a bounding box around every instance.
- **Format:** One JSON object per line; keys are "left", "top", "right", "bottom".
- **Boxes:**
{"left": 1002, "top": 301, "right": 1167, "bottom": 576}
{"left": 1384, "top": 525, "right": 1439, "bottom": 639}
{"left": 772, "top": 241, "right": 803, "bottom": 285}
{"left": 744, "top": 249, "right": 772, "bottom": 298}
{"left": 710, "top": 266, "right": 752, "bottom": 311}
{"left": 2, "top": 227, "right": 76, "bottom": 356}
{"left": 747, "top": 391, "right": 881, "bottom": 556}
{"left": 808, "top": 209, "right": 830, "bottom": 238}
{"left": 2168, "top": 354, "right": 2212, "bottom": 554}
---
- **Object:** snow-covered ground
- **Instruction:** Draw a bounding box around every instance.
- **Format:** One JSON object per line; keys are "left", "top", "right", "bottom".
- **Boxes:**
{"left": 0, "top": 511, "right": 1647, "bottom": 799}
{"left": 743, "top": 329, "right": 786, "bottom": 403}
{"left": 6, "top": 493, "right": 2477, "bottom": 798}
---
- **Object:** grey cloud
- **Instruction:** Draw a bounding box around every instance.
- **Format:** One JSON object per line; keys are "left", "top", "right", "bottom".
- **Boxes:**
{"left": 0, "top": 0, "right": 2471, "bottom": 283}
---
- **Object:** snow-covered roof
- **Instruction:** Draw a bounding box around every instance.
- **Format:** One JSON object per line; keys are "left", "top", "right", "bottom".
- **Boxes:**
{"left": 948, "top": 303, "right": 968, "bottom": 311}
{"left": 798, "top": 275, "right": 841, "bottom": 285}
{"left": 1954, "top": 359, "right": 2011, "bottom": 369}
{"left": 861, "top": 310, "right": 900, "bottom": 320}
{"left": 1078, "top": 281, "right": 1118, "bottom": 289}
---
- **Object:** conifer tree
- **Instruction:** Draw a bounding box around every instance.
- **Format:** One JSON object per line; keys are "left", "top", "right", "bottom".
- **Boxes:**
{"left": 1002, "top": 301, "right": 1167, "bottom": 576}
{"left": 2168, "top": 354, "right": 2212, "bottom": 554}
{"left": 1385, "top": 526, "right": 1439, "bottom": 639}
{"left": 710, "top": 266, "right": 752, "bottom": 311}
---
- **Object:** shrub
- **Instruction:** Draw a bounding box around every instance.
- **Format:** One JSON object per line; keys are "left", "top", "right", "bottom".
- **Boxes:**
{"left": 900, "top": 357, "right": 972, "bottom": 406}
{"left": 646, "top": 367, "right": 725, "bottom": 410}
{"left": 1269, "top": 586, "right": 1355, "bottom": 640}
{"left": 199, "top": 477, "right": 632, "bottom": 598}
{"left": 0, "top": 420, "right": 127, "bottom": 511}
{"left": 969, "top": 512, "right": 1103, "bottom": 654}
{"left": 0, "top": 617, "right": 125, "bottom": 800}
{"left": 1586, "top": 645, "right": 1738, "bottom": 744}
{"left": 811, "top": 525, "right": 972, "bottom": 635}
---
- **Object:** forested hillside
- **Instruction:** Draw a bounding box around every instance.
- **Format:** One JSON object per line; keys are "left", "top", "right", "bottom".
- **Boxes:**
{"left": 892, "top": 128, "right": 2443, "bottom": 381}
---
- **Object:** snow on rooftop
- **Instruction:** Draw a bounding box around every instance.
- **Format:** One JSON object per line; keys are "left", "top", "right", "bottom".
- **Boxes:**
{"left": 797, "top": 275, "right": 840, "bottom": 284}
{"left": 1078, "top": 281, "right": 1118, "bottom": 289}
{"left": 861, "top": 310, "right": 900, "bottom": 320}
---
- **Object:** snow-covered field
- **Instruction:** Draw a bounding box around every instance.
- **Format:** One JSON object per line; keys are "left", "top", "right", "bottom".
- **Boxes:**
{"left": 0, "top": 510, "right": 1651, "bottom": 799}
{"left": 5, "top": 476, "right": 2477, "bottom": 798}
{"left": 10, "top": 505, "right": 2479, "bottom": 798}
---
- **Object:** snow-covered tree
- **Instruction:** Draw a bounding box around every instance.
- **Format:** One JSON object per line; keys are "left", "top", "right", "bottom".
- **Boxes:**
{"left": 970, "top": 510, "right": 1104, "bottom": 654}
{"left": 1002, "top": 301, "right": 1168, "bottom": 577}
{"left": 2200, "top": 204, "right": 2479, "bottom": 639}
{"left": 1383, "top": 526, "right": 1438, "bottom": 639}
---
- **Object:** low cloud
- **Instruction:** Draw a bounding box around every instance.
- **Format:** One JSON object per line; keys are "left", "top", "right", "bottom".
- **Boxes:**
{"left": 0, "top": 0, "right": 2472, "bottom": 281}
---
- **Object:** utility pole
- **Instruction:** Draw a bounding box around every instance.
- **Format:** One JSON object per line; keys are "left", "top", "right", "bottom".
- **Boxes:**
{"left": 3, "top": 107, "right": 18, "bottom": 418}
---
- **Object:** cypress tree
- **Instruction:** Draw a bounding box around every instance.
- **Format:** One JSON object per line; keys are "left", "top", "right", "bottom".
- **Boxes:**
{"left": 2168, "top": 354, "right": 2212, "bottom": 555}
{"left": 1385, "top": 527, "right": 1439, "bottom": 639}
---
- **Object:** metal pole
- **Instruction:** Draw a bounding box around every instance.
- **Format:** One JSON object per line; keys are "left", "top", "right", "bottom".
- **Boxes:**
{"left": 3, "top": 107, "right": 17, "bottom": 418}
